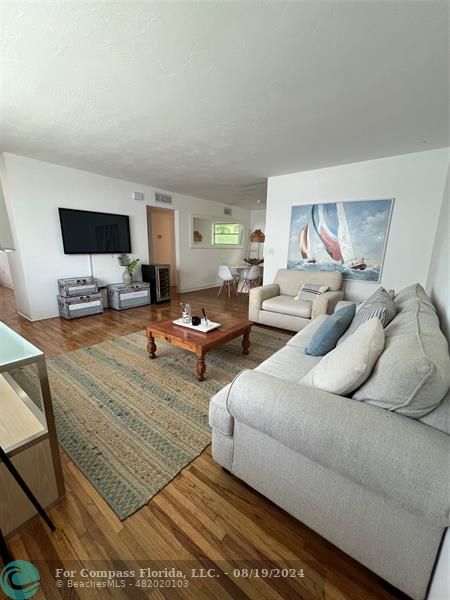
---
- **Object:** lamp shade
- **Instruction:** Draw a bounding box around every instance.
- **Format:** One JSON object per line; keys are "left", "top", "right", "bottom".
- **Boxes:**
{"left": 249, "top": 229, "right": 265, "bottom": 243}
{"left": 0, "top": 184, "right": 14, "bottom": 251}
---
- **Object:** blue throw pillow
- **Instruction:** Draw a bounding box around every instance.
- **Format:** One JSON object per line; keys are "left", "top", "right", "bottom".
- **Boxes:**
{"left": 305, "top": 304, "right": 356, "bottom": 356}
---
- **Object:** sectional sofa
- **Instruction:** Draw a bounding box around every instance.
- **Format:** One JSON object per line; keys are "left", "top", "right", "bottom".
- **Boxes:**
{"left": 210, "top": 283, "right": 450, "bottom": 599}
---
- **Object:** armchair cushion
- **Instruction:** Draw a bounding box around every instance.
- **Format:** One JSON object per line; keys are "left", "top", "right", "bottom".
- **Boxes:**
{"left": 262, "top": 295, "right": 312, "bottom": 319}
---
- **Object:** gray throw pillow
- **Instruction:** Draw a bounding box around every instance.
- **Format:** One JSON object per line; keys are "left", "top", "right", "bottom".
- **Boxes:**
{"left": 338, "top": 287, "right": 397, "bottom": 344}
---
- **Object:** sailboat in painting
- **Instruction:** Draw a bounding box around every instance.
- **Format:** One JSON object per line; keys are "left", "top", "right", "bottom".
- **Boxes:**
{"left": 288, "top": 198, "right": 393, "bottom": 283}
{"left": 298, "top": 225, "right": 316, "bottom": 263}
{"left": 310, "top": 203, "right": 367, "bottom": 271}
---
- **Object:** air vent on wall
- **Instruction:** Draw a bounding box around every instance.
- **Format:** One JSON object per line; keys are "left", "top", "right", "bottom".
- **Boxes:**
{"left": 224, "top": 207, "right": 232, "bottom": 216}
{"left": 155, "top": 192, "right": 173, "bottom": 205}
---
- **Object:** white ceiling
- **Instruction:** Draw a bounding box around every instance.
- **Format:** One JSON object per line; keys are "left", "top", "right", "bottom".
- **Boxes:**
{"left": 1, "top": 1, "right": 448, "bottom": 209}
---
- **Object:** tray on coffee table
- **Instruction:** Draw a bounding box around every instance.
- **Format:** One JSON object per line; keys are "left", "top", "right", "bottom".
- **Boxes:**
{"left": 172, "top": 318, "right": 221, "bottom": 333}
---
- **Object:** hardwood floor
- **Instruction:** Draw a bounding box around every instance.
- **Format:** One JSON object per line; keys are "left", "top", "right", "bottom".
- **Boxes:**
{"left": 0, "top": 285, "right": 406, "bottom": 599}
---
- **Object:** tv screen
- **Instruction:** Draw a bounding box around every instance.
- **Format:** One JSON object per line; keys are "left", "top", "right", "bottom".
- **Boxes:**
{"left": 59, "top": 208, "right": 131, "bottom": 254}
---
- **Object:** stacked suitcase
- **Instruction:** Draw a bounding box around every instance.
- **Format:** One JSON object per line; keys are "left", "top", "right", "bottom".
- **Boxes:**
{"left": 107, "top": 282, "right": 151, "bottom": 310}
{"left": 57, "top": 276, "right": 104, "bottom": 319}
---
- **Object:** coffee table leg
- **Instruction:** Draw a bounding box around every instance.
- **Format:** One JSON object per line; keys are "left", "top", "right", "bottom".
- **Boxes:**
{"left": 242, "top": 328, "right": 251, "bottom": 355}
{"left": 196, "top": 352, "right": 206, "bottom": 381}
{"left": 147, "top": 333, "right": 157, "bottom": 359}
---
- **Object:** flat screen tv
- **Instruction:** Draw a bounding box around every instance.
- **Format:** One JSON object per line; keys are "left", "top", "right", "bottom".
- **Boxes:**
{"left": 59, "top": 208, "right": 131, "bottom": 254}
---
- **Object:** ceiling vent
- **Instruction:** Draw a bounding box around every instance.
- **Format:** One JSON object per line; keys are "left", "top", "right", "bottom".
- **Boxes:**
{"left": 155, "top": 192, "right": 173, "bottom": 205}
{"left": 224, "top": 207, "right": 232, "bottom": 216}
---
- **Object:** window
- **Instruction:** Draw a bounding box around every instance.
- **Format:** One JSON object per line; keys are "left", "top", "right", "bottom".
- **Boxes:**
{"left": 213, "top": 223, "right": 242, "bottom": 246}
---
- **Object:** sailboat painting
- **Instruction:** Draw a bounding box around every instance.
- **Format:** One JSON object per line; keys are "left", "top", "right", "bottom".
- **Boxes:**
{"left": 287, "top": 199, "right": 394, "bottom": 282}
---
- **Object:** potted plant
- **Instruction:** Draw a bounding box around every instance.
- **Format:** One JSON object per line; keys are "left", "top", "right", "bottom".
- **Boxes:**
{"left": 117, "top": 254, "right": 140, "bottom": 285}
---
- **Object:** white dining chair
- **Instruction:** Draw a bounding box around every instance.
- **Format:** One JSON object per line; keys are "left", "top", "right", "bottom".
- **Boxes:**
{"left": 241, "top": 265, "right": 260, "bottom": 293}
{"left": 218, "top": 264, "right": 238, "bottom": 297}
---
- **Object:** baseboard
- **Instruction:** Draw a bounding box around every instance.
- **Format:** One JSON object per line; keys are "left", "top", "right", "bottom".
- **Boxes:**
{"left": 17, "top": 311, "right": 33, "bottom": 321}
{"left": 17, "top": 311, "right": 58, "bottom": 322}
{"left": 179, "top": 283, "right": 220, "bottom": 293}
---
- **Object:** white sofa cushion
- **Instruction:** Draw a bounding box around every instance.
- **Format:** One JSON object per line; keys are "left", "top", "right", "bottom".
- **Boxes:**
{"left": 301, "top": 319, "right": 385, "bottom": 395}
{"left": 262, "top": 295, "right": 312, "bottom": 319}
{"left": 353, "top": 283, "right": 450, "bottom": 418}
{"left": 256, "top": 346, "right": 321, "bottom": 382}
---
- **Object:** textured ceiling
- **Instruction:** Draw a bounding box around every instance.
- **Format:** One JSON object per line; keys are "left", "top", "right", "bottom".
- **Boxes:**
{"left": 1, "top": 1, "right": 448, "bottom": 209}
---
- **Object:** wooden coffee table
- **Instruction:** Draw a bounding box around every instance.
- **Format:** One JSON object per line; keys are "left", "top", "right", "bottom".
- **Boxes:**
{"left": 146, "top": 316, "right": 253, "bottom": 381}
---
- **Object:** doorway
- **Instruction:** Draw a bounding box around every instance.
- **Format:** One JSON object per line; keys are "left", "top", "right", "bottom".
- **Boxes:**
{"left": 147, "top": 206, "right": 177, "bottom": 291}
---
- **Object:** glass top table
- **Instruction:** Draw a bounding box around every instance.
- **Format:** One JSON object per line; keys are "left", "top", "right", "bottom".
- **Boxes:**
{"left": 0, "top": 321, "right": 43, "bottom": 371}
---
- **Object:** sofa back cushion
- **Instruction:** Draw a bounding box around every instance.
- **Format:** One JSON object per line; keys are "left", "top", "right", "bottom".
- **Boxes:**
{"left": 274, "top": 269, "right": 342, "bottom": 297}
{"left": 353, "top": 284, "right": 450, "bottom": 419}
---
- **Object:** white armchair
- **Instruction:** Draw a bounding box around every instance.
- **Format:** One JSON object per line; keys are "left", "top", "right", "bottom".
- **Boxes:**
{"left": 249, "top": 269, "right": 344, "bottom": 331}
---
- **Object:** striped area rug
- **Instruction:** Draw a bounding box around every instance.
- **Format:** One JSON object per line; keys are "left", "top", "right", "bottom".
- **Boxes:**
{"left": 12, "top": 326, "right": 289, "bottom": 520}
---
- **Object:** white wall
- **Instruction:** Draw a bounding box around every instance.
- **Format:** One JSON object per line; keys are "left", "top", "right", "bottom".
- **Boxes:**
{"left": 1, "top": 154, "right": 249, "bottom": 320}
{"left": 264, "top": 149, "right": 449, "bottom": 301}
{"left": 0, "top": 178, "right": 14, "bottom": 250}
{"left": 250, "top": 209, "right": 266, "bottom": 233}
{"left": 0, "top": 253, "right": 13, "bottom": 288}
{"left": 0, "top": 176, "right": 14, "bottom": 288}
{"left": 427, "top": 166, "right": 449, "bottom": 341}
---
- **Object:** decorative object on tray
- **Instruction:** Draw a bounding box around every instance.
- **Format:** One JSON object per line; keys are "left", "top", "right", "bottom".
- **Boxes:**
{"left": 180, "top": 303, "right": 192, "bottom": 323}
{"left": 244, "top": 258, "right": 264, "bottom": 265}
{"left": 117, "top": 253, "right": 140, "bottom": 284}
{"left": 287, "top": 199, "right": 394, "bottom": 282}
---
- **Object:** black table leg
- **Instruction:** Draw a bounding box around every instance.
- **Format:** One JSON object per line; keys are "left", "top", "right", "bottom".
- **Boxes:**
{"left": 0, "top": 528, "right": 12, "bottom": 565}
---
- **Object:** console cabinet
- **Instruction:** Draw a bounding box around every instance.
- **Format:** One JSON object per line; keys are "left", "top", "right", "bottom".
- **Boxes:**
{"left": 0, "top": 322, "right": 65, "bottom": 537}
